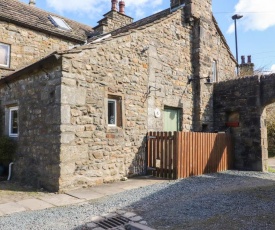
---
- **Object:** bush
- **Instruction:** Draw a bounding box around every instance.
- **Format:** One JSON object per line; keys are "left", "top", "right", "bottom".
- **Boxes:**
{"left": 0, "top": 136, "right": 17, "bottom": 163}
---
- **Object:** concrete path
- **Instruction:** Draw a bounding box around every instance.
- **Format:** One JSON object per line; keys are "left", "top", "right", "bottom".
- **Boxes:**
{"left": 0, "top": 176, "right": 167, "bottom": 217}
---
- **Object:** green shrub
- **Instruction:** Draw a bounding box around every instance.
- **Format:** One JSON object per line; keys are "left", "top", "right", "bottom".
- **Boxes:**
{"left": 0, "top": 136, "right": 17, "bottom": 162}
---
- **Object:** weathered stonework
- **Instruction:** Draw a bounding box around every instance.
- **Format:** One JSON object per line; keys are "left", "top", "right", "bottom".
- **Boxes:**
{"left": 0, "top": 2, "right": 237, "bottom": 192}
{"left": 94, "top": 10, "right": 133, "bottom": 34}
{"left": 214, "top": 74, "right": 275, "bottom": 172}
{"left": 0, "top": 60, "right": 62, "bottom": 191}
{"left": 0, "top": 21, "right": 79, "bottom": 77}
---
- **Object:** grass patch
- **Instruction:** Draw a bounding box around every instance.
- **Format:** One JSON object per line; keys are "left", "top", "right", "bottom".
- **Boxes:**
{"left": 268, "top": 166, "right": 275, "bottom": 173}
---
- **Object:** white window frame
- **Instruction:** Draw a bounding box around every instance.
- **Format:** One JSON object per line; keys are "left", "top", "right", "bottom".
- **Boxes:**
{"left": 212, "top": 60, "right": 217, "bottom": 83}
{"left": 0, "top": 43, "right": 10, "bottom": 68}
{"left": 49, "top": 15, "right": 71, "bottom": 31}
{"left": 9, "top": 106, "right": 18, "bottom": 137}
{"left": 108, "top": 99, "right": 117, "bottom": 127}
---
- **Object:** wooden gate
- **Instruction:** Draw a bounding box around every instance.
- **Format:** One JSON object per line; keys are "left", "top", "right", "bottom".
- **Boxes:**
{"left": 147, "top": 132, "right": 233, "bottom": 179}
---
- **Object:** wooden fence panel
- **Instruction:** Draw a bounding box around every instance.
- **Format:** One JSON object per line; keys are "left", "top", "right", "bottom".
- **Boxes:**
{"left": 147, "top": 131, "right": 233, "bottom": 179}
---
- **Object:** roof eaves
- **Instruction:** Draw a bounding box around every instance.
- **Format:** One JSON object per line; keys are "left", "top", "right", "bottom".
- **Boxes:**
{"left": 212, "top": 15, "right": 237, "bottom": 64}
{"left": 0, "top": 52, "right": 61, "bottom": 85}
{"left": 0, "top": 15, "right": 86, "bottom": 43}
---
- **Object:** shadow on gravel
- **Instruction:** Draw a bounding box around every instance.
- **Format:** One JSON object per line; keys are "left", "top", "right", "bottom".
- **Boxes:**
{"left": 121, "top": 171, "right": 275, "bottom": 230}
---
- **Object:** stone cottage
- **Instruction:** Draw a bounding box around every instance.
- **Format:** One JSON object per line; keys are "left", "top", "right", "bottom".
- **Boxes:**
{"left": 0, "top": 0, "right": 96, "bottom": 77}
{"left": 0, "top": 0, "right": 237, "bottom": 191}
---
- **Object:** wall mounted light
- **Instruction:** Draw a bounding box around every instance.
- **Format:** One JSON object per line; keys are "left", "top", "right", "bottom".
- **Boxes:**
{"left": 187, "top": 75, "right": 211, "bottom": 84}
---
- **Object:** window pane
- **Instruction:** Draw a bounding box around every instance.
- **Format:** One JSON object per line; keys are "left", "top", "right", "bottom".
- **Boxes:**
{"left": 49, "top": 15, "right": 71, "bottom": 30}
{"left": 212, "top": 61, "right": 217, "bottom": 82}
{"left": 10, "top": 108, "right": 18, "bottom": 135}
{"left": 0, "top": 43, "right": 10, "bottom": 67}
{"left": 108, "top": 100, "right": 116, "bottom": 125}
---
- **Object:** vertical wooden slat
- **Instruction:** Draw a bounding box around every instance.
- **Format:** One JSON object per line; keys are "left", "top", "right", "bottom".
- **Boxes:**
{"left": 147, "top": 132, "right": 151, "bottom": 175}
{"left": 186, "top": 132, "right": 190, "bottom": 177}
{"left": 173, "top": 132, "right": 178, "bottom": 179}
{"left": 156, "top": 132, "right": 160, "bottom": 177}
{"left": 164, "top": 132, "right": 168, "bottom": 178}
{"left": 168, "top": 132, "right": 173, "bottom": 179}
{"left": 160, "top": 132, "right": 164, "bottom": 178}
{"left": 182, "top": 132, "right": 186, "bottom": 178}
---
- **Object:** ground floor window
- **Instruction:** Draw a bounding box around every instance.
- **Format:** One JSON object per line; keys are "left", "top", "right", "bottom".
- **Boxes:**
{"left": 9, "top": 106, "right": 18, "bottom": 137}
{"left": 108, "top": 95, "right": 122, "bottom": 127}
{"left": 0, "top": 43, "right": 10, "bottom": 68}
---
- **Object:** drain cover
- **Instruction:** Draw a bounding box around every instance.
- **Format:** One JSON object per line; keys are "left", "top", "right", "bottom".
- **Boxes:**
{"left": 96, "top": 215, "right": 130, "bottom": 229}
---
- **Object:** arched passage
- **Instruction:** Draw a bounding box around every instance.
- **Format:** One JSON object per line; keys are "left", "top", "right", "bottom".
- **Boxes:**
{"left": 214, "top": 74, "right": 275, "bottom": 172}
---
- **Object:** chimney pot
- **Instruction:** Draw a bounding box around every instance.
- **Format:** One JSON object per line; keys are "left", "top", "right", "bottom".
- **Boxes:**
{"left": 29, "top": 0, "right": 36, "bottom": 6}
{"left": 111, "top": 0, "right": 118, "bottom": 11}
{"left": 247, "top": 55, "right": 252, "bottom": 64}
{"left": 241, "top": 55, "right": 245, "bottom": 64}
{"left": 119, "top": 0, "right": 125, "bottom": 14}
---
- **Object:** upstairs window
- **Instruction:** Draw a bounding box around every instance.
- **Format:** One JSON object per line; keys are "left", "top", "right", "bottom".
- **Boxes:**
{"left": 212, "top": 60, "right": 217, "bottom": 83}
{"left": 108, "top": 95, "right": 122, "bottom": 127}
{"left": 9, "top": 106, "right": 18, "bottom": 137}
{"left": 49, "top": 15, "right": 71, "bottom": 31}
{"left": 0, "top": 43, "right": 10, "bottom": 68}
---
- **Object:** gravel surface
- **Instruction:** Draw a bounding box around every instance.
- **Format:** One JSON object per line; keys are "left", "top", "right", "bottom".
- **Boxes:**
{"left": 1, "top": 171, "right": 275, "bottom": 230}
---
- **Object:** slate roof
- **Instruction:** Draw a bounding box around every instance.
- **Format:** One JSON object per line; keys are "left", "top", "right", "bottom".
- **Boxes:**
{"left": 0, "top": 0, "right": 93, "bottom": 43}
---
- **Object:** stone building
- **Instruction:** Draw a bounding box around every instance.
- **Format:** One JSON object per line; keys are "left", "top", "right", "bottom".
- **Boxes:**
{"left": 0, "top": 0, "right": 94, "bottom": 77}
{"left": 0, "top": 0, "right": 237, "bottom": 191}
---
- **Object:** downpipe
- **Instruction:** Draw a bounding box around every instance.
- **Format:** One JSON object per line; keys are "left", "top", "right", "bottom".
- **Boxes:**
{"left": 7, "top": 162, "right": 14, "bottom": 181}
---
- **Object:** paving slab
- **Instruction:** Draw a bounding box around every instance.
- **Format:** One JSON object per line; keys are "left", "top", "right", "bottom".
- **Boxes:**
{"left": 0, "top": 202, "right": 27, "bottom": 215}
{"left": 66, "top": 189, "right": 105, "bottom": 201}
{"left": 39, "top": 194, "right": 83, "bottom": 206}
{"left": 89, "top": 184, "right": 126, "bottom": 196}
{"left": 17, "top": 198, "right": 54, "bottom": 211}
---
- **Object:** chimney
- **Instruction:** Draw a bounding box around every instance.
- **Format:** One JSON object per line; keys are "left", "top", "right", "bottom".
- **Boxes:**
{"left": 29, "top": 0, "right": 36, "bottom": 6}
{"left": 119, "top": 1, "right": 125, "bottom": 14}
{"left": 241, "top": 55, "right": 245, "bottom": 64}
{"left": 239, "top": 55, "right": 254, "bottom": 77}
{"left": 247, "top": 55, "right": 251, "bottom": 64}
{"left": 111, "top": 0, "right": 118, "bottom": 11}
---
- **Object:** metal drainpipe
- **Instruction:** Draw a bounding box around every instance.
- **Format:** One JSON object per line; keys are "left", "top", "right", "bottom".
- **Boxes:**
{"left": 7, "top": 162, "right": 14, "bottom": 181}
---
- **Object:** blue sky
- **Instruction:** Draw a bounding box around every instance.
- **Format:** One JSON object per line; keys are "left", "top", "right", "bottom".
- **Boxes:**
{"left": 20, "top": 0, "right": 275, "bottom": 72}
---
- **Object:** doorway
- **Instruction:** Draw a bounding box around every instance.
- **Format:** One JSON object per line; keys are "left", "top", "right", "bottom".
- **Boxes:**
{"left": 163, "top": 107, "right": 181, "bottom": 132}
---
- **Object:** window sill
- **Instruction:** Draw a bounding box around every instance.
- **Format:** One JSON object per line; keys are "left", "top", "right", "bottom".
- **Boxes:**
{"left": 0, "top": 66, "right": 15, "bottom": 71}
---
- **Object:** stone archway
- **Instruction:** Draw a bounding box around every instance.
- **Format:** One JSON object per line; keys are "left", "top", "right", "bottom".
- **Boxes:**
{"left": 213, "top": 74, "right": 275, "bottom": 172}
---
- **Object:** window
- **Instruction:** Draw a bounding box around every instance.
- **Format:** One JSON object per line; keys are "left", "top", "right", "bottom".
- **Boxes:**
{"left": 49, "top": 15, "right": 71, "bottom": 30}
{"left": 0, "top": 43, "right": 10, "bottom": 68}
{"left": 9, "top": 107, "right": 18, "bottom": 137}
{"left": 212, "top": 60, "right": 217, "bottom": 82}
{"left": 108, "top": 95, "right": 122, "bottom": 127}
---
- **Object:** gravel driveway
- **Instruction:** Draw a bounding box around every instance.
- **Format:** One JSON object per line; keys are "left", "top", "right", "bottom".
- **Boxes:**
{"left": 1, "top": 171, "right": 275, "bottom": 230}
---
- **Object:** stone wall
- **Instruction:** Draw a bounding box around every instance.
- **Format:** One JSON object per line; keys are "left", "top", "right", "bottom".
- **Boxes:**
{"left": 58, "top": 7, "right": 236, "bottom": 191}
{"left": 58, "top": 10, "right": 195, "bottom": 190}
{"left": 0, "top": 20, "right": 78, "bottom": 76}
{"left": 0, "top": 60, "right": 62, "bottom": 191}
{"left": 213, "top": 76, "right": 268, "bottom": 172}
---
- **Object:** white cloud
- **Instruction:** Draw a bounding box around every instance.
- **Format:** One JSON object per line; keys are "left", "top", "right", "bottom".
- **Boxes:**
{"left": 271, "top": 64, "right": 275, "bottom": 73}
{"left": 46, "top": 0, "right": 163, "bottom": 20}
{"left": 227, "top": 0, "right": 275, "bottom": 33}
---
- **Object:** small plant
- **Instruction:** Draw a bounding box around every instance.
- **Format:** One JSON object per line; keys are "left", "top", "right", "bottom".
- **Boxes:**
{"left": 268, "top": 166, "right": 275, "bottom": 173}
{"left": 0, "top": 136, "right": 17, "bottom": 163}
